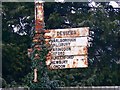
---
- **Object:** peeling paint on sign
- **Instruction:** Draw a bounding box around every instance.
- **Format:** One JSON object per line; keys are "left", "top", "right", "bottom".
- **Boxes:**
{"left": 45, "top": 27, "right": 89, "bottom": 69}
{"left": 50, "top": 46, "right": 88, "bottom": 56}
{"left": 44, "top": 27, "right": 89, "bottom": 38}
{"left": 46, "top": 55, "right": 88, "bottom": 69}
{"left": 47, "top": 37, "right": 88, "bottom": 47}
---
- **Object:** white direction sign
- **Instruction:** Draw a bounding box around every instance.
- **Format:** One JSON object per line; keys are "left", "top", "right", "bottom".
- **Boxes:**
{"left": 49, "top": 37, "right": 88, "bottom": 47}
{"left": 51, "top": 46, "right": 88, "bottom": 56}
{"left": 46, "top": 55, "right": 88, "bottom": 69}
{"left": 44, "top": 27, "right": 89, "bottom": 38}
{"left": 45, "top": 27, "right": 89, "bottom": 69}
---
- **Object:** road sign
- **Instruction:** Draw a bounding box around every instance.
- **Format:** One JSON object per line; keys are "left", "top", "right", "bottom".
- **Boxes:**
{"left": 45, "top": 27, "right": 89, "bottom": 69}
{"left": 44, "top": 27, "right": 89, "bottom": 38}
{"left": 46, "top": 55, "right": 88, "bottom": 69}
{"left": 47, "top": 37, "right": 88, "bottom": 47}
{"left": 50, "top": 46, "right": 88, "bottom": 56}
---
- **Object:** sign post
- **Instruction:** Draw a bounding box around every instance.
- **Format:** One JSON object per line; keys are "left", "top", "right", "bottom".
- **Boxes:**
{"left": 28, "top": 0, "right": 90, "bottom": 84}
{"left": 28, "top": 0, "right": 45, "bottom": 83}
{"left": 45, "top": 27, "right": 89, "bottom": 69}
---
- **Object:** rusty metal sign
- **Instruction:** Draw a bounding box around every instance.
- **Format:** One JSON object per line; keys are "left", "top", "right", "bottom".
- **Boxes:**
{"left": 46, "top": 55, "right": 88, "bottom": 69}
{"left": 44, "top": 27, "right": 90, "bottom": 69}
{"left": 50, "top": 46, "right": 88, "bottom": 56}
{"left": 44, "top": 27, "right": 89, "bottom": 38}
{"left": 35, "top": 1, "right": 44, "bottom": 30}
{"left": 46, "top": 37, "right": 88, "bottom": 47}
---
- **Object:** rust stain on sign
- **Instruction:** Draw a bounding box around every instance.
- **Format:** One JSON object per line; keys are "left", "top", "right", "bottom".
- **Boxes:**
{"left": 35, "top": 2, "right": 44, "bottom": 23}
{"left": 48, "top": 37, "right": 88, "bottom": 47}
{"left": 50, "top": 46, "right": 88, "bottom": 56}
{"left": 44, "top": 27, "right": 89, "bottom": 38}
{"left": 44, "top": 27, "right": 90, "bottom": 69}
{"left": 46, "top": 55, "right": 88, "bottom": 69}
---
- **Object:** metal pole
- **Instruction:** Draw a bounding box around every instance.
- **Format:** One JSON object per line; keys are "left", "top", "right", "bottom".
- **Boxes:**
{"left": 33, "top": 0, "right": 44, "bottom": 83}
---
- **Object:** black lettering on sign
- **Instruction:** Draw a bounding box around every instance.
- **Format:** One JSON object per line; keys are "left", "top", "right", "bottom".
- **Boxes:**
{"left": 54, "top": 56, "right": 74, "bottom": 60}
{"left": 51, "top": 39, "right": 59, "bottom": 42}
{"left": 57, "top": 30, "right": 76, "bottom": 36}
{"left": 54, "top": 56, "right": 64, "bottom": 60}
{"left": 51, "top": 65, "right": 66, "bottom": 69}
{"left": 51, "top": 38, "right": 76, "bottom": 42}
{"left": 52, "top": 47, "right": 71, "bottom": 51}
{"left": 51, "top": 61, "right": 56, "bottom": 64}
{"left": 52, "top": 43, "right": 70, "bottom": 47}
{"left": 58, "top": 60, "right": 67, "bottom": 64}
{"left": 60, "top": 38, "right": 76, "bottom": 42}
{"left": 58, "top": 52, "right": 64, "bottom": 56}
{"left": 66, "top": 56, "right": 74, "bottom": 59}
{"left": 52, "top": 52, "right": 57, "bottom": 55}
{"left": 51, "top": 60, "right": 68, "bottom": 64}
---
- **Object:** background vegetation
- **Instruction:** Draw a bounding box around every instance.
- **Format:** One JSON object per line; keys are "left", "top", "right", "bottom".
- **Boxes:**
{"left": 2, "top": 2, "right": 120, "bottom": 88}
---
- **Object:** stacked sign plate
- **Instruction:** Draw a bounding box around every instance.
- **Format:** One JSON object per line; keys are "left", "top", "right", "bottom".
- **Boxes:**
{"left": 45, "top": 27, "right": 89, "bottom": 69}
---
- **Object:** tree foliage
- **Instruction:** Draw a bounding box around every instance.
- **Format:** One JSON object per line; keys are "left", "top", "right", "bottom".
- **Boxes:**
{"left": 2, "top": 2, "right": 33, "bottom": 87}
{"left": 2, "top": 2, "right": 120, "bottom": 88}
